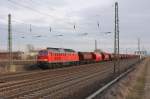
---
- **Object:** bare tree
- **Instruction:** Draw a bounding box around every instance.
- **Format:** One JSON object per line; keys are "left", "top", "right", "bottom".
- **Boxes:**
{"left": 26, "top": 44, "right": 35, "bottom": 52}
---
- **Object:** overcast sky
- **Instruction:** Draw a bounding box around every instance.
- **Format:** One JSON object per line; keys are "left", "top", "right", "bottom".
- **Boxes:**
{"left": 0, "top": 0, "right": 149, "bottom": 53}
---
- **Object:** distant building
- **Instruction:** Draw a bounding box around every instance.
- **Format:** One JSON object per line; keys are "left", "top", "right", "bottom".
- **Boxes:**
{"left": 94, "top": 49, "right": 103, "bottom": 53}
{"left": 135, "top": 50, "right": 147, "bottom": 57}
{"left": 23, "top": 49, "right": 41, "bottom": 60}
{"left": 0, "top": 51, "right": 24, "bottom": 60}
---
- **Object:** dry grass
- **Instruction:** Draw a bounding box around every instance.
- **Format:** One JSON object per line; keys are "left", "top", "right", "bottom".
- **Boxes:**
{"left": 100, "top": 58, "right": 148, "bottom": 99}
{"left": 126, "top": 61, "right": 147, "bottom": 99}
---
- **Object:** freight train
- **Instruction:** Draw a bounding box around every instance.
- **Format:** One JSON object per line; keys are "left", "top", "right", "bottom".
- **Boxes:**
{"left": 37, "top": 47, "right": 139, "bottom": 69}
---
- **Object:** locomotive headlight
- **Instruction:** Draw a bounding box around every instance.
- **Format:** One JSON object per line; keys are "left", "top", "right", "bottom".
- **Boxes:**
{"left": 43, "top": 59, "right": 48, "bottom": 61}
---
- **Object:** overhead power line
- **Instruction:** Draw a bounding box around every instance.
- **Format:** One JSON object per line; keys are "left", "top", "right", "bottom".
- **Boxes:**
{"left": 7, "top": 0, "right": 104, "bottom": 28}
{"left": 6, "top": 0, "right": 107, "bottom": 33}
{"left": 8, "top": 0, "right": 55, "bottom": 18}
{"left": 7, "top": 0, "right": 77, "bottom": 26}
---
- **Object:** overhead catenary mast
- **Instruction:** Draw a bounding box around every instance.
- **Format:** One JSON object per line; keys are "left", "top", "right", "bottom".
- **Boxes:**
{"left": 95, "top": 40, "right": 97, "bottom": 51}
{"left": 137, "top": 38, "right": 142, "bottom": 59}
{"left": 138, "top": 38, "right": 140, "bottom": 52}
{"left": 8, "top": 14, "right": 12, "bottom": 69}
{"left": 114, "top": 2, "right": 120, "bottom": 73}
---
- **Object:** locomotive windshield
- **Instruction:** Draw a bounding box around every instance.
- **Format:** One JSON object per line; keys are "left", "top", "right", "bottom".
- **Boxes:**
{"left": 39, "top": 50, "right": 48, "bottom": 56}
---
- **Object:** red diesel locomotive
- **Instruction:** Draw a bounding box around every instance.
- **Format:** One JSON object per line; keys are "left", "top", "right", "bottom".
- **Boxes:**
{"left": 37, "top": 48, "right": 79, "bottom": 69}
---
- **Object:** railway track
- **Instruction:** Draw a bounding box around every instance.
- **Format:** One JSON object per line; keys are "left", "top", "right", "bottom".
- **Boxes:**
{"left": 1, "top": 63, "right": 111, "bottom": 98}
{"left": 0, "top": 60, "right": 36, "bottom": 65}
{"left": 41, "top": 68, "right": 113, "bottom": 99}
{"left": 0, "top": 58, "right": 136, "bottom": 82}
{"left": 0, "top": 58, "right": 140, "bottom": 99}
{"left": 18, "top": 68, "right": 112, "bottom": 99}
{"left": 0, "top": 61, "right": 113, "bottom": 82}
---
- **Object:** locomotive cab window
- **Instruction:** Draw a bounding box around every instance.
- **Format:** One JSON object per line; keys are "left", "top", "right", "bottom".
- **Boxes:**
{"left": 39, "top": 50, "right": 48, "bottom": 56}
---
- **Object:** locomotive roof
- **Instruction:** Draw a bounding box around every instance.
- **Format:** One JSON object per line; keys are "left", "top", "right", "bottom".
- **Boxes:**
{"left": 47, "top": 47, "right": 76, "bottom": 53}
